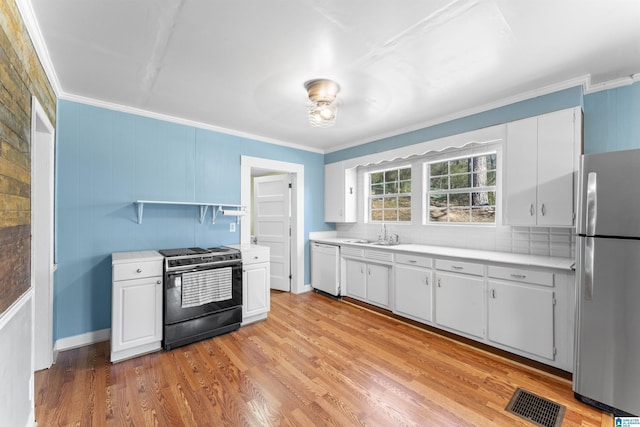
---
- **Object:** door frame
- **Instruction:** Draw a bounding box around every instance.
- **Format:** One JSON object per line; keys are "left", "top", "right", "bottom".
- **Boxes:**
{"left": 31, "top": 96, "right": 55, "bottom": 370}
{"left": 241, "top": 156, "right": 306, "bottom": 294}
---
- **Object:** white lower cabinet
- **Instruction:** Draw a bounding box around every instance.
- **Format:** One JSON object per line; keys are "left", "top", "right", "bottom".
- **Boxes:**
{"left": 345, "top": 259, "right": 390, "bottom": 308}
{"left": 338, "top": 243, "right": 573, "bottom": 371}
{"left": 229, "top": 244, "right": 271, "bottom": 325}
{"left": 487, "top": 266, "right": 555, "bottom": 360}
{"left": 345, "top": 259, "right": 366, "bottom": 299}
{"left": 367, "top": 263, "right": 390, "bottom": 307}
{"left": 343, "top": 248, "right": 391, "bottom": 309}
{"left": 111, "top": 251, "right": 164, "bottom": 363}
{"left": 435, "top": 270, "right": 485, "bottom": 339}
{"left": 394, "top": 254, "right": 433, "bottom": 322}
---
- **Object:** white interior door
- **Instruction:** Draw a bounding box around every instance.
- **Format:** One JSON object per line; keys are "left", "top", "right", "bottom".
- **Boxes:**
{"left": 253, "top": 174, "right": 291, "bottom": 292}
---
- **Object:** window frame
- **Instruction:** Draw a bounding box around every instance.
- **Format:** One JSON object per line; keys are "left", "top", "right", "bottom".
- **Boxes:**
{"left": 424, "top": 151, "right": 498, "bottom": 225}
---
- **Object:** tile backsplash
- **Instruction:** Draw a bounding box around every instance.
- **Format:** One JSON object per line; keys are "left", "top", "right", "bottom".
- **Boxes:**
{"left": 335, "top": 222, "right": 575, "bottom": 259}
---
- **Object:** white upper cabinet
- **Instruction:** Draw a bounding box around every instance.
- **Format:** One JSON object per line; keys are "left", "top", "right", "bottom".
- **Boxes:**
{"left": 504, "top": 107, "right": 581, "bottom": 226}
{"left": 324, "top": 161, "right": 357, "bottom": 223}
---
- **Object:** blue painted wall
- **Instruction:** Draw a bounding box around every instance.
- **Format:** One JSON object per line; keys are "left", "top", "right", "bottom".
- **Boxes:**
{"left": 583, "top": 81, "right": 640, "bottom": 153}
{"left": 54, "top": 100, "right": 331, "bottom": 341}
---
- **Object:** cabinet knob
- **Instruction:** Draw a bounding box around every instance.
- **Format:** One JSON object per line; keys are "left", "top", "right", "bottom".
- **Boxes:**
{"left": 254, "top": 256, "right": 259, "bottom": 259}
{"left": 136, "top": 268, "right": 142, "bottom": 273}
{"left": 156, "top": 280, "right": 161, "bottom": 284}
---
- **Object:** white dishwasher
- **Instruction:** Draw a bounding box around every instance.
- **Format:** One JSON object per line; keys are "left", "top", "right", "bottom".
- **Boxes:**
{"left": 311, "top": 242, "right": 340, "bottom": 296}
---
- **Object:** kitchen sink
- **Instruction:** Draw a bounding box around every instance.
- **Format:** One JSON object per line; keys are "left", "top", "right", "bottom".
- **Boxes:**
{"left": 371, "top": 240, "right": 400, "bottom": 246}
{"left": 345, "top": 239, "right": 370, "bottom": 244}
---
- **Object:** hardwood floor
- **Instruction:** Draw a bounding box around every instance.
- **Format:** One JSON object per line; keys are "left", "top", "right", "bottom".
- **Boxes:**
{"left": 35, "top": 291, "right": 610, "bottom": 426}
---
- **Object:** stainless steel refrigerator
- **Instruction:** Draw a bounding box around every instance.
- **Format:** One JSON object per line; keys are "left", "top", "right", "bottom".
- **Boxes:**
{"left": 574, "top": 148, "right": 640, "bottom": 416}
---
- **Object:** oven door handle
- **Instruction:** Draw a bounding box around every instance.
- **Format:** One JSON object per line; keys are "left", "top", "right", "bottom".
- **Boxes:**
{"left": 165, "top": 260, "right": 242, "bottom": 272}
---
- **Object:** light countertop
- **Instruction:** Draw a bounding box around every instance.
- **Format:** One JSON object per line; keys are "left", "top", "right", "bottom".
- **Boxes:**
{"left": 112, "top": 250, "right": 163, "bottom": 263}
{"left": 311, "top": 238, "right": 574, "bottom": 271}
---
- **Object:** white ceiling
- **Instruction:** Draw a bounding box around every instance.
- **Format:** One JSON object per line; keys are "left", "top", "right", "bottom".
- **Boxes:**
{"left": 27, "top": 0, "right": 640, "bottom": 152}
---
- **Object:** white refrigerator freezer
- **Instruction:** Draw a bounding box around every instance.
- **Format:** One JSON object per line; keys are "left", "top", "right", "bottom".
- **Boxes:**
{"left": 574, "top": 148, "right": 640, "bottom": 416}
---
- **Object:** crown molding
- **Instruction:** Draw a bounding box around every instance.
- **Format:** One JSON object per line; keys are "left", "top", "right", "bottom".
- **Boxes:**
{"left": 60, "top": 93, "right": 324, "bottom": 154}
{"left": 583, "top": 73, "right": 640, "bottom": 94}
{"left": 15, "top": 0, "right": 62, "bottom": 97}
{"left": 13, "top": 2, "right": 639, "bottom": 156}
{"left": 326, "top": 73, "right": 640, "bottom": 154}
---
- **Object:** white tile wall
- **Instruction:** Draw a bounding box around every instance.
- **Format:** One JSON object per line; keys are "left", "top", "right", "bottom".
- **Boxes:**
{"left": 334, "top": 165, "right": 576, "bottom": 259}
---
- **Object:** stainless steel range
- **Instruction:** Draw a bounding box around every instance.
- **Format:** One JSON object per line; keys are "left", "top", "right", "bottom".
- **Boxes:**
{"left": 159, "top": 246, "right": 242, "bottom": 350}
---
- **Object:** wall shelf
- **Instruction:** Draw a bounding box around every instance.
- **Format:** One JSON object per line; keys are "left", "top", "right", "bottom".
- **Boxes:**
{"left": 135, "top": 200, "right": 246, "bottom": 224}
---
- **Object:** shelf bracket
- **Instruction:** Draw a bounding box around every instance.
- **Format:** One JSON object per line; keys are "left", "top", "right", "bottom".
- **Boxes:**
{"left": 136, "top": 202, "right": 144, "bottom": 224}
{"left": 199, "top": 205, "right": 209, "bottom": 224}
{"left": 212, "top": 206, "right": 221, "bottom": 224}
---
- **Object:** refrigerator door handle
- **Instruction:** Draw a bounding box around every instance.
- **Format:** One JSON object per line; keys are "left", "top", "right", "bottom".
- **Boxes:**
{"left": 586, "top": 172, "right": 597, "bottom": 236}
{"left": 585, "top": 236, "right": 595, "bottom": 300}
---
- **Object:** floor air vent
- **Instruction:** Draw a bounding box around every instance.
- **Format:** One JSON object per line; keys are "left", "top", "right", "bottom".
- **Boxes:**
{"left": 505, "top": 388, "right": 566, "bottom": 427}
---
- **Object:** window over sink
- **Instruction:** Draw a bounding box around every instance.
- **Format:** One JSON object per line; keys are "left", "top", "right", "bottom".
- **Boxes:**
{"left": 425, "top": 153, "right": 497, "bottom": 224}
{"left": 368, "top": 166, "right": 412, "bottom": 223}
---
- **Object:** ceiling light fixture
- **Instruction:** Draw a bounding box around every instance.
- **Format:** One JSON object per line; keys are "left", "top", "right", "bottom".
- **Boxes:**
{"left": 304, "top": 78, "right": 340, "bottom": 128}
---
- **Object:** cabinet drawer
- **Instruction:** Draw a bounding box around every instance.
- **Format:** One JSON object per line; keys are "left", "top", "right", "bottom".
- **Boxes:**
{"left": 242, "top": 248, "right": 270, "bottom": 265}
{"left": 365, "top": 249, "right": 393, "bottom": 263}
{"left": 395, "top": 253, "right": 432, "bottom": 268}
{"left": 435, "top": 259, "right": 484, "bottom": 276}
{"left": 488, "top": 266, "right": 554, "bottom": 287}
{"left": 113, "top": 261, "right": 162, "bottom": 281}
{"left": 341, "top": 246, "right": 364, "bottom": 258}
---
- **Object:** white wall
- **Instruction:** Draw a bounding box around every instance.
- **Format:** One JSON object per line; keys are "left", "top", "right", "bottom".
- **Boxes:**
{"left": 0, "top": 291, "right": 35, "bottom": 427}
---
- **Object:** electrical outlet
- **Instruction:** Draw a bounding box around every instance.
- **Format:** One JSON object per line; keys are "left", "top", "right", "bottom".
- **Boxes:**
{"left": 229, "top": 222, "right": 236, "bottom": 232}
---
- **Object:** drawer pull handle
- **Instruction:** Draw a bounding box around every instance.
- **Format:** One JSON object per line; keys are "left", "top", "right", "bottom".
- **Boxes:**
{"left": 510, "top": 274, "right": 526, "bottom": 279}
{"left": 254, "top": 256, "right": 259, "bottom": 259}
{"left": 437, "top": 278, "right": 441, "bottom": 287}
{"left": 136, "top": 268, "right": 142, "bottom": 273}
{"left": 425, "top": 277, "right": 429, "bottom": 286}
{"left": 451, "top": 265, "right": 463, "bottom": 270}
{"left": 408, "top": 260, "right": 417, "bottom": 263}
{"left": 491, "top": 288, "right": 496, "bottom": 298}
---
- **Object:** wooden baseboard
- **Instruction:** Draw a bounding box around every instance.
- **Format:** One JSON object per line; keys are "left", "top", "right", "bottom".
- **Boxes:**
{"left": 341, "top": 296, "right": 572, "bottom": 381}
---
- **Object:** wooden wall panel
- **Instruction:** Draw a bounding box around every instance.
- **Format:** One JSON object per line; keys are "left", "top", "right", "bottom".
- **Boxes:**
{"left": 0, "top": 0, "right": 56, "bottom": 314}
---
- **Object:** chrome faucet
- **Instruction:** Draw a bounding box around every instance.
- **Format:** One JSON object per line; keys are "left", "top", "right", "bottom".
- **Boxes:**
{"left": 378, "top": 223, "right": 387, "bottom": 242}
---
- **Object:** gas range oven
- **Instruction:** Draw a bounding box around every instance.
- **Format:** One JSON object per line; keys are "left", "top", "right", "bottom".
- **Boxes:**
{"left": 159, "top": 246, "right": 242, "bottom": 350}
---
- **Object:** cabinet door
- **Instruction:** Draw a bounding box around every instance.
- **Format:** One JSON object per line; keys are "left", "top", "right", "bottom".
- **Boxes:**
{"left": 505, "top": 117, "right": 538, "bottom": 225}
{"left": 435, "top": 272, "right": 484, "bottom": 338}
{"left": 395, "top": 264, "right": 432, "bottom": 322}
{"left": 112, "top": 277, "right": 162, "bottom": 353}
{"left": 324, "top": 162, "right": 344, "bottom": 222}
{"left": 345, "top": 259, "right": 366, "bottom": 299}
{"left": 324, "top": 162, "right": 356, "bottom": 223}
{"left": 244, "top": 262, "right": 270, "bottom": 318}
{"left": 537, "top": 108, "right": 575, "bottom": 226}
{"left": 367, "top": 264, "right": 389, "bottom": 308}
{"left": 488, "top": 281, "right": 554, "bottom": 359}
